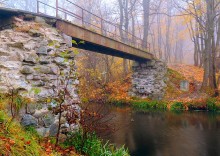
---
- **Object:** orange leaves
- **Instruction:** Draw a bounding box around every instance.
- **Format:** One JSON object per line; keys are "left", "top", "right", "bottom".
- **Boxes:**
{"left": 26, "top": 140, "right": 31, "bottom": 145}
{"left": 40, "top": 138, "right": 78, "bottom": 155}
{"left": 169, "top": 64, "right": 204, "bottom": 83}
{"left": 9, "top": 139, "right": 15, "bottom": 145}
{"left": 105, "top": 75, "right": 132, "bottom": 101}
{"left": 0, "top": 136, "right": 16, "bottom": 152}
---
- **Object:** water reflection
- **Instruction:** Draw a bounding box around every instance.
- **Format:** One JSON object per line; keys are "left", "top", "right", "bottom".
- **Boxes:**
{"left": 100, "top": 107, "right": 220, "bottom": 156}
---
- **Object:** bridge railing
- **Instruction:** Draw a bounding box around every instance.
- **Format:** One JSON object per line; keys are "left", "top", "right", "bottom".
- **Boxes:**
{"left": 35, "top": 0, "right": 150, "bottom": 52}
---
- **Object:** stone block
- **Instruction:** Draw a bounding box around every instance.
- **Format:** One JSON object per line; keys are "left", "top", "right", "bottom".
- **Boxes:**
{"left": 20, "top": 66, "right": 34, "bottom": 74}
{"left": 24, "top": 53, "right": 39, "bottom": 64}
{"left": 39, "top": 56, "right": 51, "bottom": 64}
{"left": 37, "top": 46, "right": 47, "bottom": 55}
{"left": 180, "top": 80, "right": 189, "bottom": 91}
{"left": 36, "top": 127, "right": 50, "bottom": 137}
{"left": 28, "top": 29, "right": 42, "bottom": 37}
{"left": 131, "top": 60, "right": 167, "bottom": 100}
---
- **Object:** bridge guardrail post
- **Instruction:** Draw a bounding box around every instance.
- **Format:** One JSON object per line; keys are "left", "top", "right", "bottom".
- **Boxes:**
{"left": 37, "top": 0, "right": 39, "bottom": 13}
{"left": 56, "top": 0, "right": 58, "bottom": 17}
{"left": 82, "top": 9, "right": 84, "bottom": 26}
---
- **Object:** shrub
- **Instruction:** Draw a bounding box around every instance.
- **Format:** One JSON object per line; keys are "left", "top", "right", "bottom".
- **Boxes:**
{"left": 207, "top": 98, "right": 218, "bottom": 111}
{"left": 170, "top": 102, "right": 184, "bottom": 111}
{"left": 131, "top": 100, "right": 167, "bottom": 110}
{"left": 64, "top": 131, "right": 129, "bottom": 156}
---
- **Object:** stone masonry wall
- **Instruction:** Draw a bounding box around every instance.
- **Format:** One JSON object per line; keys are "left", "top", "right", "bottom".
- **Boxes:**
{"left": 0, "top": 15, "right": 80, "bottom": 137}
{"left": 130, "top": 60, "right": 167, "bottom": 100}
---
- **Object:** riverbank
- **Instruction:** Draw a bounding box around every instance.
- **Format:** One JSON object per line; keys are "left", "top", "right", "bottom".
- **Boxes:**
{"left": 81, "top": 64, "right": 220, "bottom": 112}
{"left": 107, "top": 97, "right": 220, "bottom": 112}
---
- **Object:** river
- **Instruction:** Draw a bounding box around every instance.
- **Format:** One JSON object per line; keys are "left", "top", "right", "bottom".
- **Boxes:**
{"left": 88, "top": 104, "right": 220, "bottom": 156}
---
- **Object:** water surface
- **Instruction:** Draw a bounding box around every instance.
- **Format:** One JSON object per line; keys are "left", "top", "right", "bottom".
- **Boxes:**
{"left": 93, "top": 105, "right": 220, "bottom": 156}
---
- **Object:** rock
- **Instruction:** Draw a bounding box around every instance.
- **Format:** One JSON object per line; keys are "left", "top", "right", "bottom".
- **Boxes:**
{"left": 24, "top": 40, "right": 38, "bottom": 50}
{"left": 20, "top": 114, "right": 38, "bottom": 127}
{"left": 180, "top": 80, "right": 189, "bottom": 91}
{"left": 26, "top": 75, "right": 33, "bottom": 80}
{"left": 45, "top": 19, "right": 57, "bottom": 25}
{"left": 37, "top": 46, "right": 47, "bottom": 55}
{"left": 20, "top": 66, "right": 34, "bottom": 74}
{"left": 39, "top": 56, "right": 50, "bottom": 64}
{"left": 32, "top": 107, "right": 49, "bottom": 119}
{"left": 32, "top": 74, "right": 43, "bottom": 80}
{"left": 34, "top": 65, "right": 52, "bottom": 74}
{"left": 32, "top": 80, "right": 45, "bottom": 87}
{"left": 24, "top": 14, "right": 35, "bottom": 21}
{"left": 0, "top": 50, "right": 10, "bottom": 56}
{"left": 24, "top": 53, "right": 38, "bottom": 64}
{"left": 0, "top": 86, "right": 8, "bottom": 93}
{"left": 43, "top": 114, "right": 55, "bottom": 128}
{"left": 49, "top": 123, "right": 59, "bottom": 136}
{"left": 49, "top": 64, "right": 59, "bottom": 75}
{"left": 61, "top": 123, "right": 70, "bottom": 128}
{"left": 54, "top": 116, "right": 66, "bottom": 125}
{"left": 35, "top": 17, "right": 46, "bottom": 23}
{"left": 54, "top": 57, "right": 68, "bottom": 66}
{"left": 36, "top": 127, "right": 50, "bottom": 137}
{"left": 0, "top": 61, "right": 21, "bottom": 70}
{"left": 8, "top": 42, "right": 24, "bottom": 49}
{"left": 28, "top": 29, "right": 42, "bottom": 37}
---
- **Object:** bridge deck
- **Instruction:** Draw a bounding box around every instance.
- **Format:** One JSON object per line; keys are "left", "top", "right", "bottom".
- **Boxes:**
{"left": 0, "top": 7, "right": 154, "bottom": 61}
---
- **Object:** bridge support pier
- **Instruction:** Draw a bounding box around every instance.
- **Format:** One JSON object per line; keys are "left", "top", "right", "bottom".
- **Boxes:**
{"left": 130, "top": 60, "right": 167, "bottom": 100}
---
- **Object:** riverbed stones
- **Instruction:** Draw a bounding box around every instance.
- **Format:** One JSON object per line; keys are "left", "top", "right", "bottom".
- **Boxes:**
{"left": 130, "top": 60, "right": 167, "bottom": 100}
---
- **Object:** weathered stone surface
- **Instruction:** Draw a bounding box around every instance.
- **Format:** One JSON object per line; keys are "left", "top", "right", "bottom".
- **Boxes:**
{"left": 35, "top": 17, "right": 46, "bottom": 23}
{"left": 20, "top": 66, "right": 34, "bottom": 74}
{"left": 180, "top": 80, "right": 189, "bottom": 91}
{"left": 24, "top": 53, "right": 38, "bottom": 64}
{"left": 32, "top": 80, "right": 45, "bottom": 87}
{"left": 130, "top": 60, "right": 167, "bottom": 100}
{"left": 49, "top": 123, "right": 59, "bottom": 136}
{"left": 54, "top": 57, "right": 68, "bottom": 66}
{"left": 43, "top": 115, "right": 55, "bottom": 128}
{"left": 8, "top": 42, "right": 24, "bottom": 49}
{"left": 32, "top": 107, "right": 49, "bottom": 119}
{"left": 20, "top": 114, "right": 38, "bottom": 127}
{"left": 0, "top": 17, "right": 81, "bottom": 139}
{"left": 28, "top": 29, "right": 42, "bottom": 37}
{"left": 37, "top": 46, "right": 47, "bottom": 55}
{"left": 24, "top": 14, "right": 35, "bottom": 21}
{"left": 39, "top": 56, "right": 51, "bottom": 64}
{"left": 35, "top": 65, "right": 53, "bottom": 74}
{"left": 36, "top": 127, "right": 50, "bottom": 137}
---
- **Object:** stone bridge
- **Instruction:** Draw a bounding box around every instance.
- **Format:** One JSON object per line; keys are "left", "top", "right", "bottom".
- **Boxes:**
{"left": 0, "top": 1, "right": 167, "bottom": 99}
